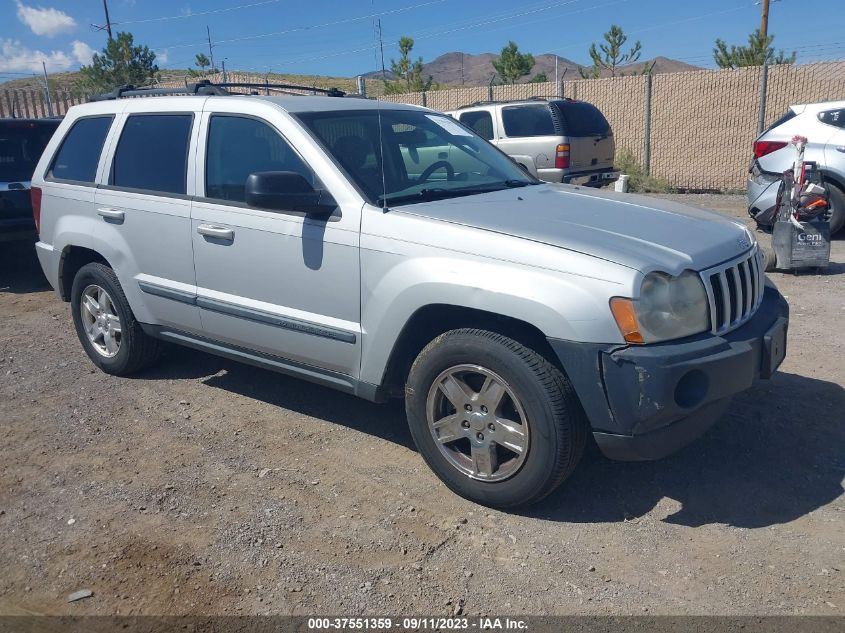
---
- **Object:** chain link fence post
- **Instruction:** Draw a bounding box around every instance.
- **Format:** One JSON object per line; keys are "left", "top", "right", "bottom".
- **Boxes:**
{"left": 643, "top": 73, "right": 652, "bottom": 176}
{"left": 757, "top": 63, "right": 769, "bottom": 136}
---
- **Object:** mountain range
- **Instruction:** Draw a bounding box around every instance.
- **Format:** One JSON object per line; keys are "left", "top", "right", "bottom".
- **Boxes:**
{"left": 364, "top": 52, "right": 702, "bottom": 85}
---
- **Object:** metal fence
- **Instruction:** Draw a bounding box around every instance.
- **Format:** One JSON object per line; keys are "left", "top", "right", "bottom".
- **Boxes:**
{"left": 3, "top": 61, "right": 844, "bottom": 191}
{"left": 373, "top": 60, "right": 845, "bottom": 191}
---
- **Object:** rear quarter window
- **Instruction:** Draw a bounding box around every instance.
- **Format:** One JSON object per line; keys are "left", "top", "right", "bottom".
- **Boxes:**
{"left": 501, "top": 104, "right": 555, "bottom": 138}
{"left": 553, "top": 101, "right": 610, "bottom": 137}
{"left": 48, "top": 116, "right": 113, "bottom": 183}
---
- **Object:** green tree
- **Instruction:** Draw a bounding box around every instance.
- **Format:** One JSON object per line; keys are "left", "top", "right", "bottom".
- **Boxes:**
{"left": 195, "top": 53, "right": 211, "bottom": 71}
{"left": 713, "top": 29, "right": 796, "bottom": 68}
{"left": 579, "top": 25, "right": 644, "bottom": 78}
{"left": 79, "top": 32, "right": 159, "bottom": 93}
{"left": 383, "top": 36, "right": 434, "bottom": 94}
{"left": 492, "top": 41, "right": 535, "bottom": 84}
{"left": 528, "top": 72, "right": 548, "bottom": 83}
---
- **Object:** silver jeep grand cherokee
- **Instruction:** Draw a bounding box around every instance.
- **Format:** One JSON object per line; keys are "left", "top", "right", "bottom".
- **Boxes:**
{"left": 32, "top": 84, "right": 789, "bottom": 508}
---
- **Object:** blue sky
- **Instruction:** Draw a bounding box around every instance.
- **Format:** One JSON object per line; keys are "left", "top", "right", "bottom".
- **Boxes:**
{"left": 1, "top": 0, "right": 843, "bottom": 81}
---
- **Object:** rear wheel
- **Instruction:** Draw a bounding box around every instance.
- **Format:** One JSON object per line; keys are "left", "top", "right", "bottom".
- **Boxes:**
{"left": 405, "top": 329, "right": 587, "bottom": 508}
{"left": 71, "top": 262, "right": 162, "bottom": 375}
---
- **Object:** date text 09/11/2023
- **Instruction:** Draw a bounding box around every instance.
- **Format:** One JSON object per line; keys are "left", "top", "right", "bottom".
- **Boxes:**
{"left": 306, "top": 617, "right": 529, "bottom": 630}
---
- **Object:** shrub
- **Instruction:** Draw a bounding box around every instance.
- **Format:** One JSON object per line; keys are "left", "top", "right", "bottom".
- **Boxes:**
{"left": 615, "top": 148, "right": 675, "bottom": 193}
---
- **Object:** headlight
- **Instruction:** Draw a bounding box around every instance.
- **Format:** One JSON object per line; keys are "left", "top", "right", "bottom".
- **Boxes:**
{"left": 610, "top": 270, "right": 710, "bottom": 344}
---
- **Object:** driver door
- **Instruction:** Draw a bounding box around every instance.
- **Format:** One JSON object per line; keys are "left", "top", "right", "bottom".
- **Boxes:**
{"left": 190, "top": 109, "right": 361, "bottom": 377}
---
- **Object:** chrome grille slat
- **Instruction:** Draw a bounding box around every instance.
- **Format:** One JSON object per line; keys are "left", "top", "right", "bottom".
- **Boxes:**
{"left": 730, "top": 266, "right": 743, "bottom": 323}
{"left": 718, "top": 272, "right": 730, "bottom": 328}
{"left": 740, "top": 260, "right": 753, "bottom": 316}
{"left": 699, "top": 246, "right": 763, "bottom": 335}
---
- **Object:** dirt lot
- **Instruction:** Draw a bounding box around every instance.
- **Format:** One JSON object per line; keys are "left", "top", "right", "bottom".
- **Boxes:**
{"left": 1, "top": 194, "right": 843, "bottom": 617}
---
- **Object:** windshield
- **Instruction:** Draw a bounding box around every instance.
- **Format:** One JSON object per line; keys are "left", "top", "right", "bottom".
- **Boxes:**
{"left": 295, "top": 108, "right": 538, "bottom": 206}
{"left": 0, "top": 124, "right": 57, "bottom": 183}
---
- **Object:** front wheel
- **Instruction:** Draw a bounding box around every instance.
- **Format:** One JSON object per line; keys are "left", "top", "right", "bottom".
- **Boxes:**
{"left": 405, "top": 329, "right": 587, "bottom": 508}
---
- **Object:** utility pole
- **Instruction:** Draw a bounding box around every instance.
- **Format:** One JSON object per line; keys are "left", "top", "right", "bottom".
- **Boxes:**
{"left": 221, "top": 60, "right": 228, "bottom": 83}
{"left": 760, "top": 0, "right": 770, "bottom": 38}
{"left": 206, "top": 26, "right": 216, "bottom": 73}
{"left": 102, "top": 0, "right": 113, "bottom": 40}
{"left": 41, "top": 61, "right": 53, "bottom": 117}
{"left": 377, "top": 19, "right": 386, "bottom": 80}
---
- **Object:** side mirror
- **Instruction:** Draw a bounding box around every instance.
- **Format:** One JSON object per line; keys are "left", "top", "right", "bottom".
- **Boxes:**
{"left": 245, "top": 171, "right": 337, "bottom": 217}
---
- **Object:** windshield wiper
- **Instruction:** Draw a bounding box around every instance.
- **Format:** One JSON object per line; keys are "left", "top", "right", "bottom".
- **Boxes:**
{"left": 378, "top": 181, "right": 537, "bottom": 206}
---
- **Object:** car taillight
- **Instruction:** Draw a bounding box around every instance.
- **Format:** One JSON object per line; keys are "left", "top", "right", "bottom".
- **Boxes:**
{"left": 31, "top": 186, "right": 42, "bottom": 234}
{"left": 555, "top": 143, "right": 570, "bottom": 169}
{"left": 753, "top": 140, "right": 787, "bottom": 158}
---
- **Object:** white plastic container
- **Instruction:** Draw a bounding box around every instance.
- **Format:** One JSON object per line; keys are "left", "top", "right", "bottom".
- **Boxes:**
{"left": 614, "top": 174, "right": 629, "bottom": 193}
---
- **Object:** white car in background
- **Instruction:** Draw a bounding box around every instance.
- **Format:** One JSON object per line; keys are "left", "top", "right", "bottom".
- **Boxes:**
{"left": 748, "top": 99, "right": 845, "bottom": 234}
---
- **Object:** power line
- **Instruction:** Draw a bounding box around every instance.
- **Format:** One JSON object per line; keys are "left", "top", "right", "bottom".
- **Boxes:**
{"left": 113, "top": 0, "right": 281, "bottom": 26}
{"left": 149, "top": 0, "right": 449, "bottom": 51}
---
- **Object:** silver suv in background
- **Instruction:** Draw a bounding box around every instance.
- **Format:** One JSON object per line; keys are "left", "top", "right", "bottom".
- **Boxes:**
{"left": 33, "top": 83, "right": 788, "bottom": 508}
{"left": 748, "top": 99, "right": 845, "bottom": 234}
{"left": 447, "top": 98, "right": 617, "bottom": 187}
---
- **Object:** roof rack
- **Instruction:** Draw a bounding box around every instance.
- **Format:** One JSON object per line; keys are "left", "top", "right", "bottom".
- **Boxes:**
{"left": 90, "top": 79, "right": 346, "bottom": 102}
{"left": 456, "top": 96, "right": 576, "bottom": 109}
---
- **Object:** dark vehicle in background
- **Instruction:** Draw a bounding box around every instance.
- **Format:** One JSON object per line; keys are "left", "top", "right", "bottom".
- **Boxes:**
{"left": 1, "top": 118, "right": 61, "bottom": 239}
{"left": 447, "top": 98, "right": 618, "bottom": 187}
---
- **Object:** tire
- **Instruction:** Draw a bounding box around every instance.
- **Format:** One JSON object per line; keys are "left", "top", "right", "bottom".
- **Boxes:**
{"left": 405, "top": 328, "right": 587, "bottom": 508}
{"left": 826, "top": 182, "right": 845, "bottom": 236}
{"left": 70, "top": 262, "right": 162, "bottom": 375}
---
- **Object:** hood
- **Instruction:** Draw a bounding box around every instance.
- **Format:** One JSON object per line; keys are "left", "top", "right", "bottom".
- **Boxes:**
{"left": 398, "top": 184, "right": 752, "bottom": 274}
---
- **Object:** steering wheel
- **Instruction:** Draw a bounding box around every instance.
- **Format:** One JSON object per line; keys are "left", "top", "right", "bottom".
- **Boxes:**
{"left": 418, "top": 160, "right": 455, "bottom": 183}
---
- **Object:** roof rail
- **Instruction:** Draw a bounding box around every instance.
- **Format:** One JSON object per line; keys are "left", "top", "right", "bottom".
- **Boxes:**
{"left": 456, "top": 95, "right": 576, "bottom": 109}
{"left": 89, "top": 79, "right": 346, "bottom": 102}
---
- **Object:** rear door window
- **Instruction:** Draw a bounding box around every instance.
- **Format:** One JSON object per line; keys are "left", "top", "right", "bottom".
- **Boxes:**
{"left": 554, "top": 101, "right": 610, "bottom": 136}
{"left": 501, "top": 104, "right": 555, "bottom": 137}
{"left": 111, "top": 114, "right": 193, "bottom": 195}
{"left": 459, "top": 111, "right": 494, "bottom": 140}
{"left": 49, "top": 116, "right": 112, "bottom": 183}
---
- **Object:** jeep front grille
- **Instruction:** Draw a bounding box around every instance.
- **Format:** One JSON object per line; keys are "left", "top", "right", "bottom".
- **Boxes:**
{"left": 701, "top": 247, "right": 764, "bottom": 335}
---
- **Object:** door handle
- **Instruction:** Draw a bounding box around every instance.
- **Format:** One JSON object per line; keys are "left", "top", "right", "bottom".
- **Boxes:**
{"left": 197, "top": 224, "right": 234, "bottom": 241}
{"left": 97, "top": 207, "right": 124, "bottom": 221}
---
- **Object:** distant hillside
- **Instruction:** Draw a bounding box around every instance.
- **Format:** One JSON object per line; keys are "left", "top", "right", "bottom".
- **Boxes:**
{"left": 363, "top": 52, "right": 703, "bottom": 86}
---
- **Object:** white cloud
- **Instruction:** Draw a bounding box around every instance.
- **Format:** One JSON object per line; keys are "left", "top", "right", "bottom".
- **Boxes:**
{"left": 16, "top": 1, "right": 77, "bottom": 38}
{"left": 0, "top": 38, "right": 73, "bottom": 73}
{"left": 155, "top": 49, "right": 169, "bottom": 64}
{"left": 71, "top": 40, "right": 96, "bottom": 65}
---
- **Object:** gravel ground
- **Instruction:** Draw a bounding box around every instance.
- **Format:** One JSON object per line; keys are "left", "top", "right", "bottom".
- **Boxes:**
{"left": 0, "top": 194, "right": 843, "bottom": 617}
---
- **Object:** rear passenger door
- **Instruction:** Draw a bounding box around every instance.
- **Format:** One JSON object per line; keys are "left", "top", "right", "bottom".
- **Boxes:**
{"left": 95, "top": 100, "right": 202, "bottom": 333}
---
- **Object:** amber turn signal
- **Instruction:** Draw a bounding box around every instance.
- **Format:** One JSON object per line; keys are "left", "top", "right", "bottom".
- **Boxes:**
{"left": 609, "top": 297, "right": 645, "bottom": 344}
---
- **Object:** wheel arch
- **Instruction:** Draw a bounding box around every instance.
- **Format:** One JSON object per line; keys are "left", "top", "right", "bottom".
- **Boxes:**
{"left": 376, "top": 303, "right": 566, "bottom": 398}
{"left": 58, "top": 245, "right": 112, "bottom": 301}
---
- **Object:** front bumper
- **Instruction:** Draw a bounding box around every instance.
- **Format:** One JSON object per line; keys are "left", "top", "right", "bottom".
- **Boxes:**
{"left": 549, "top": 284, "right": 789, "bottom": 461}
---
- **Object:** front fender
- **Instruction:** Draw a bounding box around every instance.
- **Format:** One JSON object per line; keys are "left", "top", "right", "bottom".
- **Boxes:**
{"left": 359, "top": 250, "right": 626, "bottom": 386}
